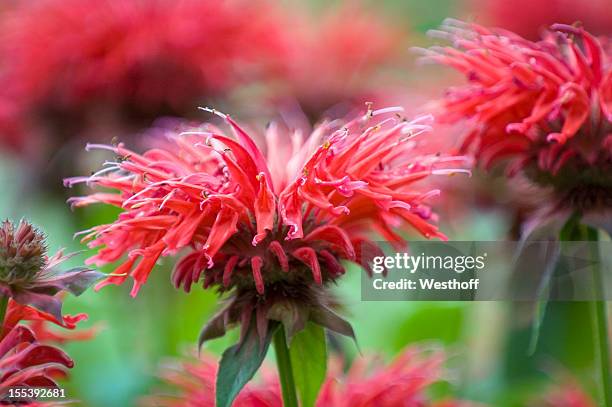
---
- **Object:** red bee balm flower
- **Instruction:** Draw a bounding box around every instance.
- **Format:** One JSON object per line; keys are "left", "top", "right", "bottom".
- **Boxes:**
{"left": 423, "top": 20, "right": 612, "bottom": 212}
{"left": 67, "top": 107, "right": 467, "bottom": 342}
{"left": 145, "top": 347, "right": 472, "bottom": 407}
{"left": 0, "top": 0, "right": 289, "bottom": 154}
{"left": 0, "top": 220, "right": 102, "bottom": 321}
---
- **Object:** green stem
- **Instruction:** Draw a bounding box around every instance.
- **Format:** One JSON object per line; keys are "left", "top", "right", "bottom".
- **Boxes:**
{"left": 560, "top": 216, "right": 610, "bottom": 405}
{"left": 0, "top": 295, "right": 8, "bottom": 334}
{"left": 585, "top": 227, "right": 611, "bottom": 407}
{"left": 273, "top": 328, "right": 298, "bottom": 407}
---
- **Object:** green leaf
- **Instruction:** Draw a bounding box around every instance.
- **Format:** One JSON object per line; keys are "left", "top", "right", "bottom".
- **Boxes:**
{"left": 289, "top": 323, "right": 327, "bottom": 407}
{"left": 216, "top": 320, "right": 278, "bottom": 407}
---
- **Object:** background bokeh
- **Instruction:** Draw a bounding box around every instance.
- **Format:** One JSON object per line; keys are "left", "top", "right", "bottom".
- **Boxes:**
{"left": 0, "top": 0, "right": 608, "bottom": 406}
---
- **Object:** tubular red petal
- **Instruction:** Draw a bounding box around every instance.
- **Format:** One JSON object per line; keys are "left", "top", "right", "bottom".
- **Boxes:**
{"left": 224, "top": 115, "right": 273, "bottom": 190}
{"left": 94, "top": 257, "right": 135, "bottom": 291}
{"left": 209, "top": 134, "right": 261, "bottom": 182}
{"left": 202, "top": 207, "right": 240, "bottom": 264}
{"left": 16, "top": 344, "right": 74, "bottom": 369}
{"left": 223, "top": 255, "right": 239, "bottom": 287}
{"left": 268, "top": 241, "right": 289, "bottom": 272}
{"left": 172, "top": 251, "right": 200, "bottom": 292}
{"left": 252, "top": 173, "right": 275, "bottom": 246}
{"left": 130, "top": 241, "right": 165, "bottom": 297}
{"left": 292, "top": 247, "right": 322, "bottom": 285}
{"left": 319, "top": 249, "right": 346, "bottom": 277}
{"left": 218, "top": 152, "right": 258, "bottom": 203}
{"left": 304, "top": 225, "right": 355, "bottom": 260}
{"left": 0, "top": 326, "right": 36, "bottom": 355}
{"left": 279, "top": 189, "right": 304, "bottom": 240}
{"left": 251, "top": 257, "right": 265, "bottom": 295}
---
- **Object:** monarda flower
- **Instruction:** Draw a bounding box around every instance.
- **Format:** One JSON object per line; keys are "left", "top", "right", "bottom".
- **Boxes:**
{"left": 0, "top": 219, "right": 102, "bottom": 321}
{"left": 421, "top": 20, "right": 612, "bottom": 219}
{"left": 144, "top": 347, "right": 470, "bottom": 407}
{"left": 67, "top": 106, "right": 467, "bottom": 345}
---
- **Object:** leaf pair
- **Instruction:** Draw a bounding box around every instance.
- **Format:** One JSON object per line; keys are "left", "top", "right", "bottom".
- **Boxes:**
{"left": 215, "top": 315, "right": 347, "bottom": 407}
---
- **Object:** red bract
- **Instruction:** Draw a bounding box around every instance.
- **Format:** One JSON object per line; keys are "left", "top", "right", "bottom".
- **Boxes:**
{"left": 3, "top": 300, "right": 96, "bottom": 345}
{"left": 145, "top": 347, "right": 471, "bottom": 407}
{"left": 67, "top": 107, "right": 467, "bottom": 341}
{"left": 423, "top": 20, "right": 612, "bottom": 212}
{"left": 0, "top": 0, "right": 289, "bottom": 154}
{"left": 0, "top": 323, "right": 73, "bottom": 400}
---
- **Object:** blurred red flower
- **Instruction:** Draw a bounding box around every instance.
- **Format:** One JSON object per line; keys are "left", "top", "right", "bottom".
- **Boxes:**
{"left": 470, "top": 0, "right": 612, "bottom": 40}
{"left": 422, "top": 20, "right": 611, "bottom": 214}
{"left": 67, "top": 106, "right": 467, "bottom": 342}
{"left": 145, "top": 347, "right": 471, "bottom": 407}
{"left": 277, "top": 3, "right": 406, "bottom": 117}
{"left": 0, "top": 0, "right": 290, "bottom": 155}
{"left": 535, "top": 379, "right": 597, "bottom": 407}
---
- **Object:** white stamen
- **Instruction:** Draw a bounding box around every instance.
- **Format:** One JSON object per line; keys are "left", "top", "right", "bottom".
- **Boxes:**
{"left": 179, "top": 131, "right": 213, "bottom": 137}
{"left": 159, "top": 190, "right": 176, "bottom": 210}
{"left": 198, "top": 106, "right": 228, "bottom": 119}
{"left": 90, "top": 165, "right": 120, "bottom": 179}
{"left": 371, "top": 106, "right": 404, "bottom": 116}
{"left": 85, "top": 143, "right": 117, "bottom": 152}
{"left": 432, "top": 169, "right": 472, "bottom": 177}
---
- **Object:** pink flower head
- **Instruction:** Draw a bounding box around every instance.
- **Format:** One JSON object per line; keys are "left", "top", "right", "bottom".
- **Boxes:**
{"left": 145, "top": 347, "right": 471, "bottom": 407}
{"left": 0, "top": 0, "right": 289, "bottom": 154}
{"left": 422, "top": 20, "right": 612, "bottom": 212}
{"left": 0, "top": 220, "right": 103, "bottom": 322}
{"left": 67, "top": 106, "right": 467, "bottom": 342}
{"left": 317, "top": 347, "right": 457, "bottom": 407}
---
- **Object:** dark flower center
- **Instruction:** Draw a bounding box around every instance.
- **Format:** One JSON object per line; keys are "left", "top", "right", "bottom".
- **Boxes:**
{"left": 522, "top": 123, "right": 612, "bottom": 212}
